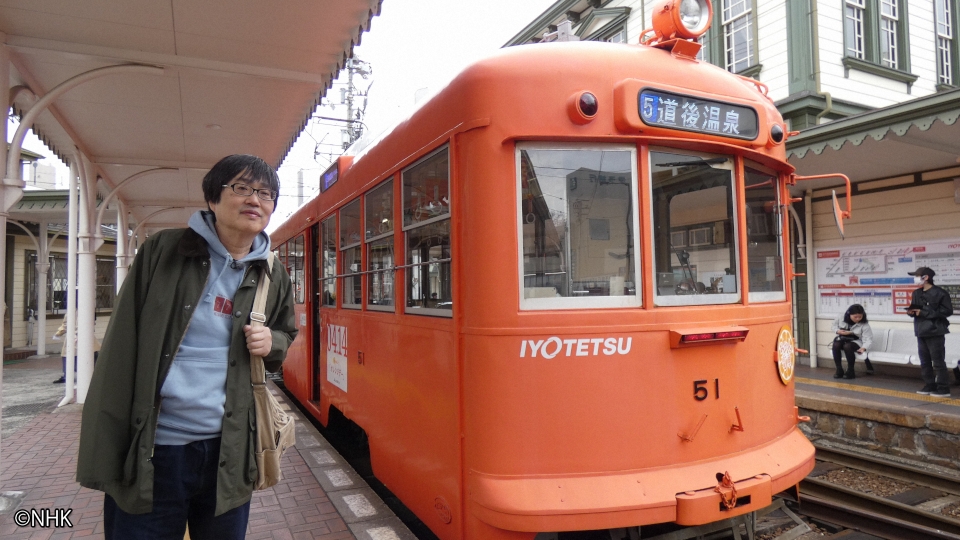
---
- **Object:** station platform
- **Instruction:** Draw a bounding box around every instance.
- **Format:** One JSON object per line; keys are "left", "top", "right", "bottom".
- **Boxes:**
{"left": 0, "top": 353, "right": 416, "bottom": 540}
{"left": 795, "top": 362, "right": 960, "bottom": 470}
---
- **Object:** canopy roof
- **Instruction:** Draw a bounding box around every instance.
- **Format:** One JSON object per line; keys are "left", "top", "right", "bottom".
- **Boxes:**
{"left": 787, "top": 88, "right": 960, "bottom": 191}
{"left": 1, "top": 0, "right": 381, "bottom": 230}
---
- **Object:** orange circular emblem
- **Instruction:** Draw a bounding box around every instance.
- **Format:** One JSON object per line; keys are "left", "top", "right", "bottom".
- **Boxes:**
{"left": 775, "top": 326, "right": 795, "bottom": 384}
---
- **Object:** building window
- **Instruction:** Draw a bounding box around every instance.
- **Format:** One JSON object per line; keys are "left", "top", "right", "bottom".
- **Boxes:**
{"left": 936, "top": 0, "right": 955, "bottom": 85}
{"left": 25, "top": 251, "right": 115, "bottom": 317}
{"left": 845, "top": 0, "right": 867, "bottom": 59}
{"left": 843, "top": 0, "right": 909, "bottom": 71}
{"left": 722, "top": 0, "right": 754, "bottom": 72}
{"left": 402, "top": 146, "right": 451, "bottom": 316}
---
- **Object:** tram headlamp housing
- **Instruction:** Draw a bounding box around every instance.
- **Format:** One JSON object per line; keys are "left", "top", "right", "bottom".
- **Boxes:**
{"left": 651, "top": 0, "right": 713, "bottom": 40}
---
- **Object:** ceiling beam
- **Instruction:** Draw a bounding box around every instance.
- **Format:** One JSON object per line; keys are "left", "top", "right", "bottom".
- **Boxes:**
{"left": 93, "top": 157, "right": 212, "bottom": 170}
{"left": 6, "top": 35, "right": 329, "bottom": 85}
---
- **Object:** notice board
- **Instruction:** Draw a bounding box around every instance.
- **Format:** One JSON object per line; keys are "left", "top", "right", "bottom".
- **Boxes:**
{"left": 815, "top": 240, "right": 960, "bottom": 321}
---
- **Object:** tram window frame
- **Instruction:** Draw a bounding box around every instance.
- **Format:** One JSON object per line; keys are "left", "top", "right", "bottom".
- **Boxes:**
{"left": 320, "top": 214, "right": 337, "bottom": 308}
{"left": 366, "top": 178, "right": 396, "bottom": 312}
{"left": 517, "top": 142, "right": 642, "bottom": 311}
{"left": 649, "top": 148, "right": 742, "bottom": 307}
{"left": 744, "top": 161, "right": 786, "bottom": 303}
{"left": 402, "top": 145, "right": 452, "bottom": 317}
{"left": 291, "top": 234, "right": 305, "bottom": 304}
{"left": 340, "top": 198, "right": 363, "bottom": 310}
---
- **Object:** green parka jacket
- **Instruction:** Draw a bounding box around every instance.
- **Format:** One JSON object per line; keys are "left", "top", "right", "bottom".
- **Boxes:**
{"left": 76, "top": 227, "right": 298, "bottom": 516}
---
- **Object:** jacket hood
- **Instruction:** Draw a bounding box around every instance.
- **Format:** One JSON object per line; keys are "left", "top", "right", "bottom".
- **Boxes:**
{"left": 188, "top": 210, "right": 271, "bottom": 263}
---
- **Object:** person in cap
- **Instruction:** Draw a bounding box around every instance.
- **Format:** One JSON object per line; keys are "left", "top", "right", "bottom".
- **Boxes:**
{"left": 906, "top": 267, "right": 953, "bottom": 397}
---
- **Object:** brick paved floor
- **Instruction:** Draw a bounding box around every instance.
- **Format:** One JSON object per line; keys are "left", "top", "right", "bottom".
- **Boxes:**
{"left": 0, "top": 406, "right": 356, "bottom": 539}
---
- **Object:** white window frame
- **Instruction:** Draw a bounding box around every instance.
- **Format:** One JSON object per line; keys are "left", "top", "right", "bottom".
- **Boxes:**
{"left": 937, "top": 0, "right": 955, "bottom": 85}
{"left": 402, "top": 145, "right": 452, "bottom": 318}
{"left": 845, "top": 0, "right": 866, "bottom": 59}
{"left": 722, "top": 0, "right": 754, "bottom": 72}
{"left": 744, "top": 161, "right": 786, "bottom": 304}
{"left": 649, "top": 148, "right": 741, "bottom": 307}
{"left": 517, "top": 142, "right": 641, "bottom": 311}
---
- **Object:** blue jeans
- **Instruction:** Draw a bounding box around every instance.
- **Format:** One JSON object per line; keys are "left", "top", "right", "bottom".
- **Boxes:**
{"left": 104, "top": 437, "right": 250, "bottom": 540}
{"left": 918, "top": 335, "right": 948, "bottom": 389}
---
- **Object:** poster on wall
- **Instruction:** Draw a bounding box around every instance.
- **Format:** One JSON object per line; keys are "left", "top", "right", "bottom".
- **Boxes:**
{"left": 815, "top": 240, "right": 960, "bottom": 321}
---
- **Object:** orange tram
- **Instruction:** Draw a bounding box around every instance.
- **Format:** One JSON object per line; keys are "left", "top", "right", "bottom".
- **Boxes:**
{"left": 270, "top": 1, "right": 849, "bottom": 538}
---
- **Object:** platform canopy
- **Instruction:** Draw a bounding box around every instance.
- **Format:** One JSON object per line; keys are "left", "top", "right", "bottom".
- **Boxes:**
{"left": 0, "top": 0, "right": 382, "bottom": 231}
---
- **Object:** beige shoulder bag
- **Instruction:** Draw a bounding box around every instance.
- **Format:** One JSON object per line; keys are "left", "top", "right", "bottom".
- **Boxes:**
{"left": 250, "top": 252, "right": 296, "bottom": 490}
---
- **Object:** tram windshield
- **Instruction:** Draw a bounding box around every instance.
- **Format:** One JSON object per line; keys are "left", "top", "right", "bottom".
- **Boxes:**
{"left": 650, "top": 150, "right": 740, "bottom": 306}
{"left": 744, "top": 161, "right": 786, "bottom": 302}
{"left": 518, "top": 144, "right": 640, "bottom": 309}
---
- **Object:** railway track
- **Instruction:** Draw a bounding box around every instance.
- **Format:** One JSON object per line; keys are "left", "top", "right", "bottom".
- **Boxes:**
{"left": 784, "top": 444, "right": 960, "bottom": 540}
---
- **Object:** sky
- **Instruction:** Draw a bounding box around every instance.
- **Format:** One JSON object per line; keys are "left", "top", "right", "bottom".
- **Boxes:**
{"left": 9, "top": 0, "right": 559, "bottom": 230}
{"left": 270, "top": 0, "right": 558, "bottom": 230}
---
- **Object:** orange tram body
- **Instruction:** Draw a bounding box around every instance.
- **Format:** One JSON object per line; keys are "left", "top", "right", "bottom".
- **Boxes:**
{"left": 272, "top": 16, "right": 829, "bottom": 540}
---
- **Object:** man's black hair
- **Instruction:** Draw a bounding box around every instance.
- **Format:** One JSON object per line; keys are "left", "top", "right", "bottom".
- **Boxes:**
{"left": 201, "top": 154, "right": 280, "bottom": 206}
{"left": 843, "top": 303, "right": 868, "bottom": 325}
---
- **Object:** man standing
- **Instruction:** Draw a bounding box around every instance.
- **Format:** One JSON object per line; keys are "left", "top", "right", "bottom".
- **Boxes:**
{"left": 77, "top": 155, "right": 298, "bottom": 539}
{"left": 907, "top": 267, "right": 954, "bottom": 397}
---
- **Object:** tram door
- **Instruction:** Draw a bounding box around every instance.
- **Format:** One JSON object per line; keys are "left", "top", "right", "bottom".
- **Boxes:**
{"left": 310, "top": 223, "right": 321, "bottom": 402}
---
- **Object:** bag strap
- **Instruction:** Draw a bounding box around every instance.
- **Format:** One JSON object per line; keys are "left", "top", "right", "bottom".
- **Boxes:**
{"left": 250, "top": 252, "right": 274, "bottom": 387}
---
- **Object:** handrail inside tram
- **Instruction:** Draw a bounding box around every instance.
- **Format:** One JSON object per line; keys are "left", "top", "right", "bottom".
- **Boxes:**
{"left": 319, "top": 258, "right": 453, "bottom": 280}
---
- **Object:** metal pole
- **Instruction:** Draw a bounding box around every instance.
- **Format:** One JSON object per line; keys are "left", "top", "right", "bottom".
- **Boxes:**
{"left": 36, "top": 221, "right": 48, "bottom": 355}
{"left": 805, "top": 189, "right": 818, "bottom": 368}
{"left": 58, "top": 159, "right": 79, "bottom": 407}
{"left": 116, "top": 201, "right": 128, "bottom": 291}
{"left": 76, "top": 159, "right": 96, "bottom": 403}
{"left": 0, "top": 42, "right": 10, "bottom": 489}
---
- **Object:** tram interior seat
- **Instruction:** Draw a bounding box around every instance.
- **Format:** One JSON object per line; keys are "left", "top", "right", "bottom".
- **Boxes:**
{"left": 865, "top": 328, "right": 960, "bottom": 369}
{"left": 525, "top": 286, "right": 559, "bottom": 298}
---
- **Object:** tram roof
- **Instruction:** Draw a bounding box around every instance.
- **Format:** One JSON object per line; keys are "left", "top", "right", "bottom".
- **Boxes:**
{"left": 1, "top": 0, "right": 381, "bottom": 232}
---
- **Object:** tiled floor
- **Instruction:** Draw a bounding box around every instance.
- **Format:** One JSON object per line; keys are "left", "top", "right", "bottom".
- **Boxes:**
{"left": 0, "top": 358, "right": 414, "bottom": 540}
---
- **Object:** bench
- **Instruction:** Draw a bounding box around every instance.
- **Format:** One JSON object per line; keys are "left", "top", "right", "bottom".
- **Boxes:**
{"left": 865, "top": 328, "right": 960, "bottom": 369}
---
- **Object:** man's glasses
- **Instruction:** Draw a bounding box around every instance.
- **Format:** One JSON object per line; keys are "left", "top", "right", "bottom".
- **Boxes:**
{"left": 222, "top": 183, "right": 278, "bottom": 202}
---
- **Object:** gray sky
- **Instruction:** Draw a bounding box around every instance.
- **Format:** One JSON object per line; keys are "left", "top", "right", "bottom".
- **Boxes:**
{"left": 271, "top": 0, "right": 557, "bottom": 229}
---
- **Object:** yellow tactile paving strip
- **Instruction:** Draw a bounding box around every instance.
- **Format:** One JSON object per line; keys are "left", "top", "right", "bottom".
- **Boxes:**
{"left": 797, "top": 377, "right": 960, "bottom": 405}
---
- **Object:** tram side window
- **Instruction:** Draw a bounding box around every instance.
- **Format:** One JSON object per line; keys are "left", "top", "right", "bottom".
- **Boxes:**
{"left": 518, "top": 144, "right": 640, "bottom": 309}
{"left": 293, "top": 234, "right": 305, "bottom": 304}
{"left": 403, "top": 147, "right": 451, "bottom": 316}
{"left": 744, "top": 163, "right": 785, "bottom": 302}
{"left": 366, "top": 179, "right": 395, "bottom": 310}
{"left": 320, "top": 215, "right": 337, "bottom": 307}
{"left": 340, "top": 198, "right": 363, "bottom": 309}
{"left": 650, "top": 150, "right": 740, "bottom": 306}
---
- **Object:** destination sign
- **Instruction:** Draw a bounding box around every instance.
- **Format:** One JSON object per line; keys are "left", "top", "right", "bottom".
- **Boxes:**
{"left": 320, "top": 163, "right": 338, "bottom": 192}
{"left": 638, "top": 89, "right": 759, "bottom": 140}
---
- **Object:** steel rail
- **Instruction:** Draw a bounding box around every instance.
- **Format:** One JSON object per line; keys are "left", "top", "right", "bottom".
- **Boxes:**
{"left": 800, "top": 475, "right": 960, "bottom": 537}
{"left": 814, "top": 444, "right": 960, "bottom": 496}
{"left": 792, "top": 492, "right": 960, "bottom": 540}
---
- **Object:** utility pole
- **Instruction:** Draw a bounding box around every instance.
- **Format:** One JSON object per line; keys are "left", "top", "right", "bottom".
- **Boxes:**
{"left": 341, "top": 57, "right": 372, "bottom": 149}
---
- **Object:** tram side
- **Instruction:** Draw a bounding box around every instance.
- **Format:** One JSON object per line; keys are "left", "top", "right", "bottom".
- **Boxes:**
{"left": 273, "top": 38, "right": 820, "bottom": 540}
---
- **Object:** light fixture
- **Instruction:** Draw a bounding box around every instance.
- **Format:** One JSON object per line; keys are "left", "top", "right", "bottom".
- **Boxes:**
{"left": 206, "top": 123, "right": 222, "bottom": 130}
{"left": 650, "top": 0, "right": 713, "bottom": 41}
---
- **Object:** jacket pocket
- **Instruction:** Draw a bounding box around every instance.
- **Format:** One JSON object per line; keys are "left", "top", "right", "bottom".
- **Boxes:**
{"left": 121, "top": 409, "right": 151, "bottom": 486}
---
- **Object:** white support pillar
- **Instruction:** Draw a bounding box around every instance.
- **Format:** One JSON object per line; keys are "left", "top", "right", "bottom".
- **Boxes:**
{"left": 805, "top": 190, "right": 818, "bottom": 368}
{"left": 59, "top": 159, "right": 79, "bottom": 407}
{"left": 116, "top": 200, "right": 128, "bottom": 291}
{"left": 35, "top": 222, "right": 50, "bottom": 355}
{"left": 0, "top": 41, "right": 11, "bottom": 486}
{"left": 76, "top": 158, "right": 97, "bottom": 403}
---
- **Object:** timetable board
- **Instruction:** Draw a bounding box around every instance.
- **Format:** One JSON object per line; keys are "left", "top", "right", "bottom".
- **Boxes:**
{"left": 815, "top": 240, "right": 960, "bottom": 321}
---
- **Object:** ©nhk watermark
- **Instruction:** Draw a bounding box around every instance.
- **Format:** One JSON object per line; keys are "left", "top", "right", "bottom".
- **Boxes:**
{"left": 520, "top": 337, "right": 632, "bottom": 359}
{"left": 13, "top": 507, "right": 73, "bottom": 528}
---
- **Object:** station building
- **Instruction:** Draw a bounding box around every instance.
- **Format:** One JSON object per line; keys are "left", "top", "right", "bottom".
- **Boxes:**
{"left": 510, "top": 0, "right": 960, "bottom": 367}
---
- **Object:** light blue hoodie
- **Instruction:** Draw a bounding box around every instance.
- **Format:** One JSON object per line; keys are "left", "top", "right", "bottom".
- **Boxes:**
{"left": 155, "top": 211, "right": 271, "bottom": 446}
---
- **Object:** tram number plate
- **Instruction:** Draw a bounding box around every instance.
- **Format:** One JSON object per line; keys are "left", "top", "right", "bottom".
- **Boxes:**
{"left": 693, "top": 379, "right": 720, "bottom": 401}
{"left": 638, "top": 88, "right": 759, "bottom": 141}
